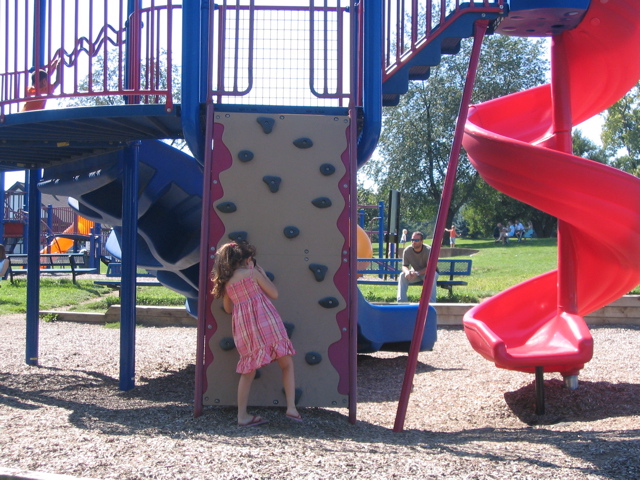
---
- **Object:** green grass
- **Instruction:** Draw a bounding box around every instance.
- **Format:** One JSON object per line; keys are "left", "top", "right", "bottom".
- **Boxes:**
{"left": 1, "top": 238, "right": 638, "bottom": 313}
{"left": 0, "top": 278, "right": 186, "bottom": 316}
{"left": 362, "top": 237, "right": 640, "bottom": 302}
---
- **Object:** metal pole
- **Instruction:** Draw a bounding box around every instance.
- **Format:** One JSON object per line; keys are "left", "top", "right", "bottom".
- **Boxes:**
{"left": 0, "top": 172, "right": 5, "bottom": 242}
{"left": 25, "top": 169, "right": 42, "bottom": 366}
{"left": 551, "top": 34, "right": 577, "bottom": 314}
{"left": 357, "top": 0, "right": 382, "bottom": 167}
{"left": 535, "top": 366, "right": 545, "bottom": 415}
{"left": 394, "top": 20, "right": 489, "bottom": 433}
{"left": 119, "top": 142, "right": 140, "bottom": 391}
{"left": 194, "top": 102, "right": 216, "bottom": 417}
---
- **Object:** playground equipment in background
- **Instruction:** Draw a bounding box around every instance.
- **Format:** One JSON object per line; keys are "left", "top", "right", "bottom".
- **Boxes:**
{"left": 41, "top": 216, "right": 93, "bottom": 254}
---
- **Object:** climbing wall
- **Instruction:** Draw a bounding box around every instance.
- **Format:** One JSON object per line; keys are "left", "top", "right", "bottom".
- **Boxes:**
{"left": 202, "top": 111, "right": 353, "bottom": 408}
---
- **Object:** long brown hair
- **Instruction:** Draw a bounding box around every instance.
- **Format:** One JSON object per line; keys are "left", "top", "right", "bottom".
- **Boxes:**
{"left": 210, "top": 242, "right": 256, "bottom": 298}
{"left": 0, "top": 244, "right": 5, "bottom": 261}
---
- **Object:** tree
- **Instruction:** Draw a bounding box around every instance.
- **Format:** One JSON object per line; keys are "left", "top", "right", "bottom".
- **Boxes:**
{"left": 62, "top": 49, "right": 185, "bottom": 150}
{"left": 360, "top": 35, "right": 548, "bottom": 243}
{"left": 601, "top": 83, "right": 640, "bottom": 175}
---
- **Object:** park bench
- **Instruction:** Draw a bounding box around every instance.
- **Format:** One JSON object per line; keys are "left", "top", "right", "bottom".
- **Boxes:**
{"left": 6, "top": 253, "right": 99, "bottom": 284}
{"left": 357, "top": 257, "right": 472, "bottom": 296}
{"left": 93, "top": 262, "right": 162, "bottom": 294}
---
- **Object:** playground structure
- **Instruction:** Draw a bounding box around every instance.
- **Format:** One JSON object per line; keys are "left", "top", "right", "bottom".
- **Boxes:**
{"left": 0, "top": 0, "right": 639, "bottom": 430}
{"left": 1, "top": 184, "right": 103, "bottom": 262}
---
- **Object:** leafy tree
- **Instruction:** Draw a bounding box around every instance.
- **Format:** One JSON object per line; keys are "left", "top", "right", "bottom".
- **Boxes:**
{"left": 61, "top": 49, "right": 185, "bottom": 150}
{"left": 573, "top": 129, "right": 609, "bottom": 164}
{"left": 601, "top": 83, "right": 640, "bottom": 175}
{"left": 360, "top": 35, "right": 548, "bottom": 244}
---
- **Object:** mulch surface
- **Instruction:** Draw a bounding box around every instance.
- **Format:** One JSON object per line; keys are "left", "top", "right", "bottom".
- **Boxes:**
{"left": 1, "top": 314, "right": 639, "bottom": 479}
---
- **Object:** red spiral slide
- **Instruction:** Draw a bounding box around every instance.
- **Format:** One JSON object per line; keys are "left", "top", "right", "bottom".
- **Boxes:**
{"left": 462, "top": 0, "right": 640, "bottom": 377}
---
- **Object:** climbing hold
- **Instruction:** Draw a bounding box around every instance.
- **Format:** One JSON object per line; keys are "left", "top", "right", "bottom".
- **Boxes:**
{"left": 265, "top": 271, "right": 275, "bottom": 281}
{"left": 293, "top": 137, "right": 313, "bottom": 149}
{"left": 238, "top": 150, "right": 254, "bottom": 162}
{"left": 318, "top": 297, "right": 339, "bottom": 308}
{"left": 319, "top": 163, "right": 336, "bottom": 176}
{"left": 228, "top": 231, "right": 248, "bottom": 243}
{"left": 308, "top": 264, "right": 328, "bottom": 282}
{"left": 305, "top": 352, "right": 322, "bottom": 365}
{"left": 311, "top": 197, "right": 332, "bottom": 209}
{"left": 263, "top": 176, "right": 282, "bottom": 193}
{"left": 257, "top": 117, "right": 275, "bottom": 134}
{"left": 216, "top": 201, "right": 237, "bottom": 213}
{"left": 283, "top": 322, "right": 294, "bottom": 339}
{"left": 283, "top": 226, "right": 300, "bottom": 239}
{"left": 219, "top": 337, "right": 235, "bottom": 351}
{"left": 281, "top": 387, "right": 303, "bottom": 404}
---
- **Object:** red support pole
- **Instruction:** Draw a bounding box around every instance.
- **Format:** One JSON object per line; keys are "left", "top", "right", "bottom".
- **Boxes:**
{"left": 393, "top": 20, "right": 489, "bottom": 433}
{"left": 550, "top": 34, "right": 577, "bottom": 314}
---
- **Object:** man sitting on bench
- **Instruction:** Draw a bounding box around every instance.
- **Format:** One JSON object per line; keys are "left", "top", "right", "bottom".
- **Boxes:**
{"left": 397, "top": 231, "right": 438, "bottom": 303}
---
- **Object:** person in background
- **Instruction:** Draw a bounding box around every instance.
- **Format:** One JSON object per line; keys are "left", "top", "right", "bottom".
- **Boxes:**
{"left": 400, "top": 228, "right": 408, "bottom": 249}
{"left": 514, "top": 220, "right": 525, "bottom": 242}
{"left": 445, "top": 225, "right": 457, "bottom": 247}
{"left": 493, "top": 223, "right": 503, "bottom": 242}
{"left": 21, "top": 57, "right": 62, "bottom": 112}
{"left": 397, "top": 231, "right": 438, "bottom": 303}
{"left": 0, "top": 244, "right": 9, "bottom": 283}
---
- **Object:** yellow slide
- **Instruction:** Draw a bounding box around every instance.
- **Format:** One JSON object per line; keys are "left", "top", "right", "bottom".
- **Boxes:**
{"left": 41, "top": 216, "right": 94, "bottom": 254}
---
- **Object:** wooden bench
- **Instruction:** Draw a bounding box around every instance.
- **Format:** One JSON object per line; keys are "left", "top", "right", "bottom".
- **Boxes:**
{"left": 94, "top": 263, "right": 162, "bottom": 294}
{"left": 6, "top": 253, "right": 99, "bottom": 284}
{"left": 357, "top": 258, "right": 472, "bottom": 295}
{"left": 94, "top": 279, "right": 163, "bottom": 295}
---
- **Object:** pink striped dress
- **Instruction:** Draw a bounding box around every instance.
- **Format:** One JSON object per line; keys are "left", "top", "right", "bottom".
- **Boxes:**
{"left": 226, "top": 267, "right": 295, "bottom": 374}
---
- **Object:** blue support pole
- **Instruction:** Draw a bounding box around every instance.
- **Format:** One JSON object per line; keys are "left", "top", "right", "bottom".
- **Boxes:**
{"left": 46, "top": 204, "right": 53, "bottom": 252}
{"left": 377, "top": 201, "right": 384, "bottom": 259}
{"left": 119, "top": 142, "right": 140, "bottom": 391}
{"left": 91, "top": 223, "right": 102, "bottom": 269}
{"left": 356, "top": 0, "right": 382, "bottom": 167}
{"left": 181, "top": 0, "right": 205, "bottom": 161}
{"left": 0, "top": 172, "right": 5, "bottom": 242}
{"left": 25, "top": 169, "right": 41, "bottom": 366}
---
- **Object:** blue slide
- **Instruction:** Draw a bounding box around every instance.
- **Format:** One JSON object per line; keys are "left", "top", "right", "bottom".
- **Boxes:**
{"left": 38, "top": 140, "right": 202, "bottom": 312}
{"left": 39, "top": 140, "right": 436, "bottom": 352}
{"left": 357, "top": 289, "right": 437, "bottom": 353}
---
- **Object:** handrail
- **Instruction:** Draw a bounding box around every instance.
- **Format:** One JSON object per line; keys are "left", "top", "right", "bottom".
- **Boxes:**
{"left": 0, "top": 0, "right": 179, "bottom": 119}
{"left": 383, "top": 0, "right": 506, "bottom": 81}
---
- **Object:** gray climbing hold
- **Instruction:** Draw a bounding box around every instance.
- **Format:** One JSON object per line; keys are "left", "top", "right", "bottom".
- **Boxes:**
{"left": 312, "top": 197, "right": 332, "bottom": 209}
{"left": 283, "top": 322, "right": 294, "bottom": 339}
{"left": 283, "top": 226, "right": 300, "bottom": 239}
{"left": 257, "top": 117, "right": 275, "bottom": 134}
{"left": 305, "top": 352, "right": 322, "bottom": 365}
{"left": 216, "top": 201, "right": 237, "bottom": 213}
{"left": 319, "top": 163, "right": 336, "bottom": 176}
{"left": 318, "top": 297, "right": 339, "bottom": 308}
{"left": 263, "top": 176, "right": 282, "bottom": 193}
{"left": 228, "top": 231, "right": 248, "bottom": 243}
{"left": 293, "top": 137, "right": 313, "bottom": 149}
{"left": 219, "top": 337, "right": 235, "bottom": 351}
{"left": 309, "top": 264, "right": 328, "bottom": 282}
{"left": 238, "top": 150, "right": 254, "bottom": 162}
